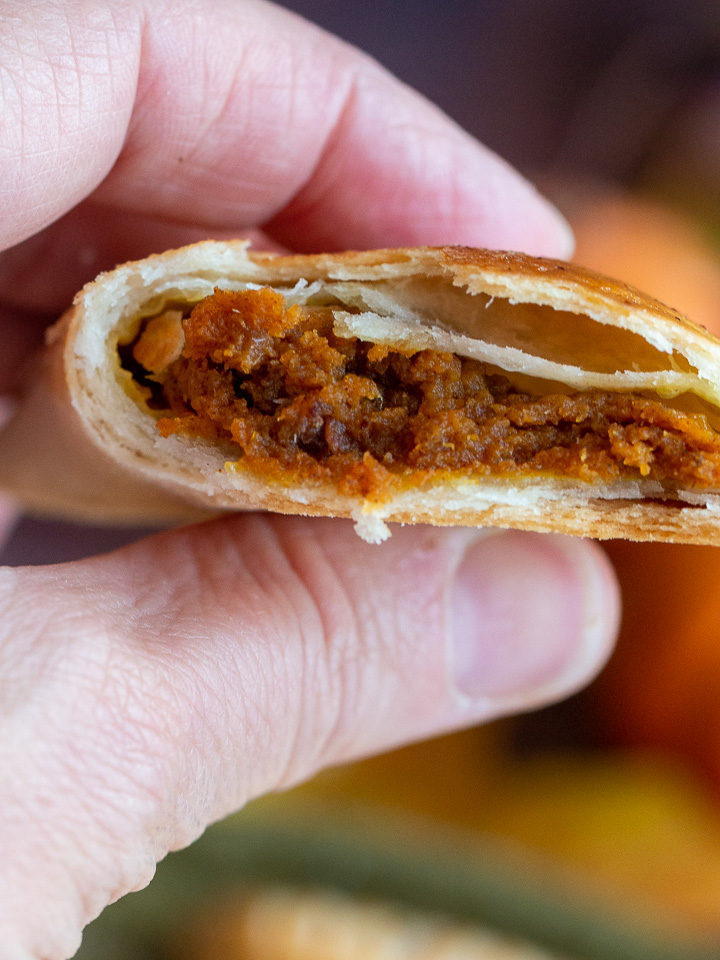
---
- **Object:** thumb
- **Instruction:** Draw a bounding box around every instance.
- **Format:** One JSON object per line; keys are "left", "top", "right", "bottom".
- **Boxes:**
{"left": 0, "top": 516, "right": 618, "bottom": 958}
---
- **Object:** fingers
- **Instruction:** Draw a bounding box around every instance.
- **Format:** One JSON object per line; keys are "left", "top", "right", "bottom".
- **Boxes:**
{"left": 0, "top": 0, "right": 571, "bottom": 375}
{"left": 0, "top": 303, "right": 49, "bottom": 393}
{"left": 0, "top": 203, "right": 286, "bottom": 318}
{"left": 0, "top": 517, "right": 618, "bottom": 956}
{"left": 0, "top": 0, "right": 143, "bottom": 251}
{"left": 96, "top": 0, "right": 572, "bottom": 255}
{"left": 0, "top": 0, "right": 572, "bottom": 258}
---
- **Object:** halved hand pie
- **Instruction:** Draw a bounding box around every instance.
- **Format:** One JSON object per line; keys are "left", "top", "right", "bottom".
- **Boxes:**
{"left": 2, "top": 243, "right": 719, "bottom": 543}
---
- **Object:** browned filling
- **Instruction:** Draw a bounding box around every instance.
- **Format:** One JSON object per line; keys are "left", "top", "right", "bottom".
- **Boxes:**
{"left": 125, "top": 286, "right": 720, "bottom": 500}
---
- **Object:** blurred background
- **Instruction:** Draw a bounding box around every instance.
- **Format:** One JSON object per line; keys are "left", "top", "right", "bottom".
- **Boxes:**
{"left": 6, "top": 1, "right": 720, "bottom": 957}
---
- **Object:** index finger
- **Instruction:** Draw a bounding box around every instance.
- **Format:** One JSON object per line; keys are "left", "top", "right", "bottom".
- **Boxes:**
{"left": 0, "top": 0, "right": 572, "bottom": 258}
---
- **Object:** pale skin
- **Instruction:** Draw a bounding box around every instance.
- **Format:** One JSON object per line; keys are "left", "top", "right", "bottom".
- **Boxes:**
{"left": 0, "top": 1, "right": 621, "bottom": 957}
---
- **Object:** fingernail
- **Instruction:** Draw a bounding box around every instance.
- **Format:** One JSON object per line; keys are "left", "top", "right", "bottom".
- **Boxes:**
{"left": 548, "top": 206, "right": 575, "bottom": 260}
{"left": 449, "top": 532, "right": 617, "bottom": 705}
{"left": 529, "top": 191, "right": 575, "bottom": 259}
{"left": 512, "top": 179, "right": 575, "bottom": 259}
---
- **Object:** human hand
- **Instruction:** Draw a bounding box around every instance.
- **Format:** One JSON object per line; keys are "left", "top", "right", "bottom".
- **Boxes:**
{"left": 0, "top": 2, "right": 619, "bottom": 957}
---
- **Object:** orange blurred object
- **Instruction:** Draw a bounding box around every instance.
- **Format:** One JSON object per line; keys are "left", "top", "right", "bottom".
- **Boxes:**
{"left": 570, "top": 193, "right": 720, "bottom": 788}
{"left": 596, "top": 541, "right": 720, "bottom": 789}
{"left": 571, "top": 194, "right": 720, "bottom": 336}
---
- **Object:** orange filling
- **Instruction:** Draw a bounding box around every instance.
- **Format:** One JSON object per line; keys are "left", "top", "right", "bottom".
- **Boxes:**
{"left": 126, "top": 287, "right": 720, "bottom": 500}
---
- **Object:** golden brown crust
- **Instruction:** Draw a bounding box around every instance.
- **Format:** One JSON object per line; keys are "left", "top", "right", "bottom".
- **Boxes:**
{"left": 3, "top": 241, "right": 720, "bottom": 543}
{"left": 243, "top": 243, "right": 699, "bottom": 330}
{"left": 439, "top": 246, "right": 688, "bottom": 322}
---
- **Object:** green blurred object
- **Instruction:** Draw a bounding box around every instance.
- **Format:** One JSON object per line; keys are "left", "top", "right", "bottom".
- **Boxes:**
{"left": 73, "top": 806, "right": 720, "bottom": 960}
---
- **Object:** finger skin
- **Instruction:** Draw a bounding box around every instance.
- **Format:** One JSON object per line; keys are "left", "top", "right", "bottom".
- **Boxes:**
{"left": 0, "top": 204, "right": 285, "bottom": 317}
{"left": 0, "top": 517, "right": 618, "bottom": 958}
{"left": 0, "top": 3, "right": 596, "bottom": 957}
{"left": 0, "top": 0, "right": 571, "bottom": 293}
{"left": 0, "top": 0, "right": 141, "bottom": 250}
{"left": 94, "top": 0, "right": 573, "bottom": 255}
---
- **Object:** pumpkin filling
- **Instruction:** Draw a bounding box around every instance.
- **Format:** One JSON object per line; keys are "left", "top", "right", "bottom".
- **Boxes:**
{"left": 125, "top": 286, "right": 720, "bottom": 500}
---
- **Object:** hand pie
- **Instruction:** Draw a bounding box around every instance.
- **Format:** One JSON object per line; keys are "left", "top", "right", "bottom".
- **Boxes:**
{"left": 2, "top": 242, "right": 720, "bottom": 543}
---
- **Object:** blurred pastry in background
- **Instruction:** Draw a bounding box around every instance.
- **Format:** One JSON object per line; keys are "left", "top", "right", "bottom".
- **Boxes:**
{"left": 180, "top": 886, "right": 567, "bottom": 960}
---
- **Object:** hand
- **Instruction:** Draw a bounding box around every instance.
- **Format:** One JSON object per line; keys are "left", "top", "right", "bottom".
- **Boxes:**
{"left": 0, "top": 2, "right": 619, "bottom": 957}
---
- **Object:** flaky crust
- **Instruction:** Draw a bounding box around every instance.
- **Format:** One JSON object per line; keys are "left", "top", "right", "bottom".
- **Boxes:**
{"left": 2, "top": 242, "right": 720, "bottom": 543}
